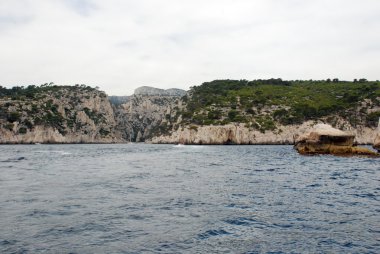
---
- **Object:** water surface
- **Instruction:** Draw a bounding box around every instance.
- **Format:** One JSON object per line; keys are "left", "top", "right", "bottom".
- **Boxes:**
{"left": 0, "top": 144, "right": 379, "bottom": 253}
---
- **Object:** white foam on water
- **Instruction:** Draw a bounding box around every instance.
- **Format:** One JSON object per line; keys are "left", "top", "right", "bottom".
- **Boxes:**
{"left": 173, "top": 144, "right": 204, "bottom": 149}
{"left": 35, "top": 150, "right": 72, "bottom": 155}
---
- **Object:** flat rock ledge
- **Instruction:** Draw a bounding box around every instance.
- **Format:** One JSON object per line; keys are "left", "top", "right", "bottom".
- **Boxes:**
{"left": 295, "top": 124, "right": 379, "bottom": 157}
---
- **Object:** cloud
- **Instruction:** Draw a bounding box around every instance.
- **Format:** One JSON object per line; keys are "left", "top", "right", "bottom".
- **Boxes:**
{"left": 62, "top": 0, "right": 98, "bottom": 16}
{"left": 0, "top": 0, "right": 33, "bottom": 31}
{"left": 0, "top": 0, "right": 379, "bottom": 95}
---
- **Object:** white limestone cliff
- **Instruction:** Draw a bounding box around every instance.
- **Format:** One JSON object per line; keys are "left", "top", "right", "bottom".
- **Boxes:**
{"left": 150, "top": 121, "right": 378, "bottom": 145}
{"left": 0, "top": 87, "right": 123, "bottom": 144}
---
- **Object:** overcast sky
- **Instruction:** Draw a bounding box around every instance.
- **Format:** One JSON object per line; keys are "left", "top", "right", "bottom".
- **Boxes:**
{"left": 0, "top": 0, "right": 379, "bottom": 95}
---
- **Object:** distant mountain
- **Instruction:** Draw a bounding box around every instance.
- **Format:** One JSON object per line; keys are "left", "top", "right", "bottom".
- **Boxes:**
{"left": 134, "top": 86, "right": 186, "bottom": 97}
{"left": 108, "top": 96, "right": 130, "bottom": 105}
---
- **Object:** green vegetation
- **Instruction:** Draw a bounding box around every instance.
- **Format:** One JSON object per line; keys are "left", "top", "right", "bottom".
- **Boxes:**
{"left": 0, "top": 83, "right": 111, "bottom": 138}
{"left": 180, "top": 79, "right": 380, "bottom": 131}
{"left": 83, "top": 107, "right": 106, "bottom": 124}
{"left": 367, "top": 111, "right": 380, "bottom": 127}
{"left": 7, "top": 112, "right": 21, "bottom": 123}
{"left": 4, "top": 123, "right": 14, "bottom": 131}
{"left": 99, "top": 128, "right": 110, "bottom": 137}
{"left": 18, "top": 127, "right": 27, "bottom": 134}
{"left": 0, "top": 83, "right": 103, "bottom": 100}
{"left": 189, "top": 125, "right": 198, "bottom": 131}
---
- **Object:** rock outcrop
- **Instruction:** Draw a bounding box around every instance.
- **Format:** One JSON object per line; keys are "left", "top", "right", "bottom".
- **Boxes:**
{"left": 113, "top": 94, "right": 184, "bottom": 142}
{"left": 294, "top": 124, "right": 378, "bottom": 156}
{"left": 0, "top": 85, "right": 123, "bottom": 144}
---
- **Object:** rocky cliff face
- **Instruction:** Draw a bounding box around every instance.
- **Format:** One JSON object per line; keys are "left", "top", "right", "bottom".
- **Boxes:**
{"left": 0, "top": 85, "right": 186, "bottom": 144}
{"left": 148, "top": 79, "right": 380, "bottom": 146}
{"left": 0, "top": 85, "right": 122, "bottom": 143}
{"left": 1, "top": 83, "right": 379, "bottom": 145}
{"left": 150, "top": 121, "right": 378, "bottom": 145}
{"left": 113, "top": 94, "right": 184, "bottom": 142}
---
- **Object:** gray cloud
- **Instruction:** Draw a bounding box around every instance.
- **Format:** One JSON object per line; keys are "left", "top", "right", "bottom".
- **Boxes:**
{"left": 0, "top": 0, "right": 379, "bottom": 95}
{"left": 0, "top": 0, "right": 33, "bottom": 31}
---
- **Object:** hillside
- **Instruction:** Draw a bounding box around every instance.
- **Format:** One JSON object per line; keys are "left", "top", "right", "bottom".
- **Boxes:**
{"left": 0, "top": 84, "right": 122, "bottom": 143}
{"left": 151, "top": 79, "right": 380, "bottom": 144}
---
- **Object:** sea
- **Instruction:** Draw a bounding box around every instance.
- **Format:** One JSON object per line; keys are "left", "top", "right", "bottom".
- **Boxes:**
{"left": 0, "top": 144, "right": 379, "bottom": 253}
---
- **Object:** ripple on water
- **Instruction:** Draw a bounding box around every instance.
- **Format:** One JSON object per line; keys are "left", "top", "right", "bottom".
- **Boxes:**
{"left": 197, "top": 229, "right": 231, "bottom": 240}
{"left": 0, "top": 144, "right": 379, "bottom": 253}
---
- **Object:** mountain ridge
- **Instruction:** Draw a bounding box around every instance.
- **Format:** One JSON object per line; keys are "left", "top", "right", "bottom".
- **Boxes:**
{"left": 134, "top": 86, "right": 187, "bottom": 97}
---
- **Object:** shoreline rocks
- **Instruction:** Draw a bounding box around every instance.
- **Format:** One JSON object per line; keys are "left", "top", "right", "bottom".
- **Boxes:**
{"left": 294, "top": 124, "right": 379, "bottom": 156}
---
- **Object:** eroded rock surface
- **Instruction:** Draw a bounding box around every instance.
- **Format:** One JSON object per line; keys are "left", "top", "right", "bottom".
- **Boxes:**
{"left": 112, "top": 88, "right": 185, "bottom": 142}
{"left": 0, "top": 86, "right": 122, "bottom": 144}
{"left": 294, "top": 124, "right": 378, "bottom": 156}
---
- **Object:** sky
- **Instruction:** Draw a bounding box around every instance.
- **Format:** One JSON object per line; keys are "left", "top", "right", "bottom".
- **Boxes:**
{"left": 0, "top": 0, "right": 379, "bottom": 95}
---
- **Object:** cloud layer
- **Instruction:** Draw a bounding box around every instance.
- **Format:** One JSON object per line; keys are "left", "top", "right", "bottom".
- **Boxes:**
{"left": 1, "top": 0, "right": 379, "bottom": 95}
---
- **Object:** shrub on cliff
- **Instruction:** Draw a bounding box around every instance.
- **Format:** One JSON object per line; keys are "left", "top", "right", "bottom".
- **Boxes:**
{"left": 18, "top": 127, "right": 27, "bottom": 134}
{"left": 4, "top": 123, "right": 14, "bottom": 131}
{"left": 366, "top": 111, "right": 380, "bottom": 127}
{"left": 7, "top": 112, "right": 21, "bottom": 123}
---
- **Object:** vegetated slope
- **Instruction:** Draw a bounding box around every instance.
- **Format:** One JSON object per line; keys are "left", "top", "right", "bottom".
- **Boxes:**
{"left": 0, "top": 84, "right": 122, "bottom": 143}
{"left": 151, "top": 79, "right": 380, "bottom": 144}
{"left": 181, "top": 79, "right": 380, "bottom": 129}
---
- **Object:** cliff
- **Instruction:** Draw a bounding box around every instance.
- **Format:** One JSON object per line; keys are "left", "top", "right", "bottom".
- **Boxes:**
{"left": 150, "top": 121, "right": 377, "bottom": 145}
{"left": 0, "top": 85, "right": 122, "bottom": 144}
{"left": 1, "top": 80, "right": 380, "bottom": 145}
{"left": 113, "top": 94, "right": 184, "bottom": 142}
{"left": 149, "top": 79, "right": 380, "bottom": 145}
{"left": 0, "top": 84, "right": 186, "bottom": 144}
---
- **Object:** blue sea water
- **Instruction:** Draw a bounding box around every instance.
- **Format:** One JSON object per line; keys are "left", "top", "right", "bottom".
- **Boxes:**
{"left": 0, "top": 144, "right": 379, "bottom": 253}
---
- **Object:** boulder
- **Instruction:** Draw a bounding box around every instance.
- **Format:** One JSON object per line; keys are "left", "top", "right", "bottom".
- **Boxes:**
{"left": 295, "top": 124, "right": 378, "bottom": 156}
